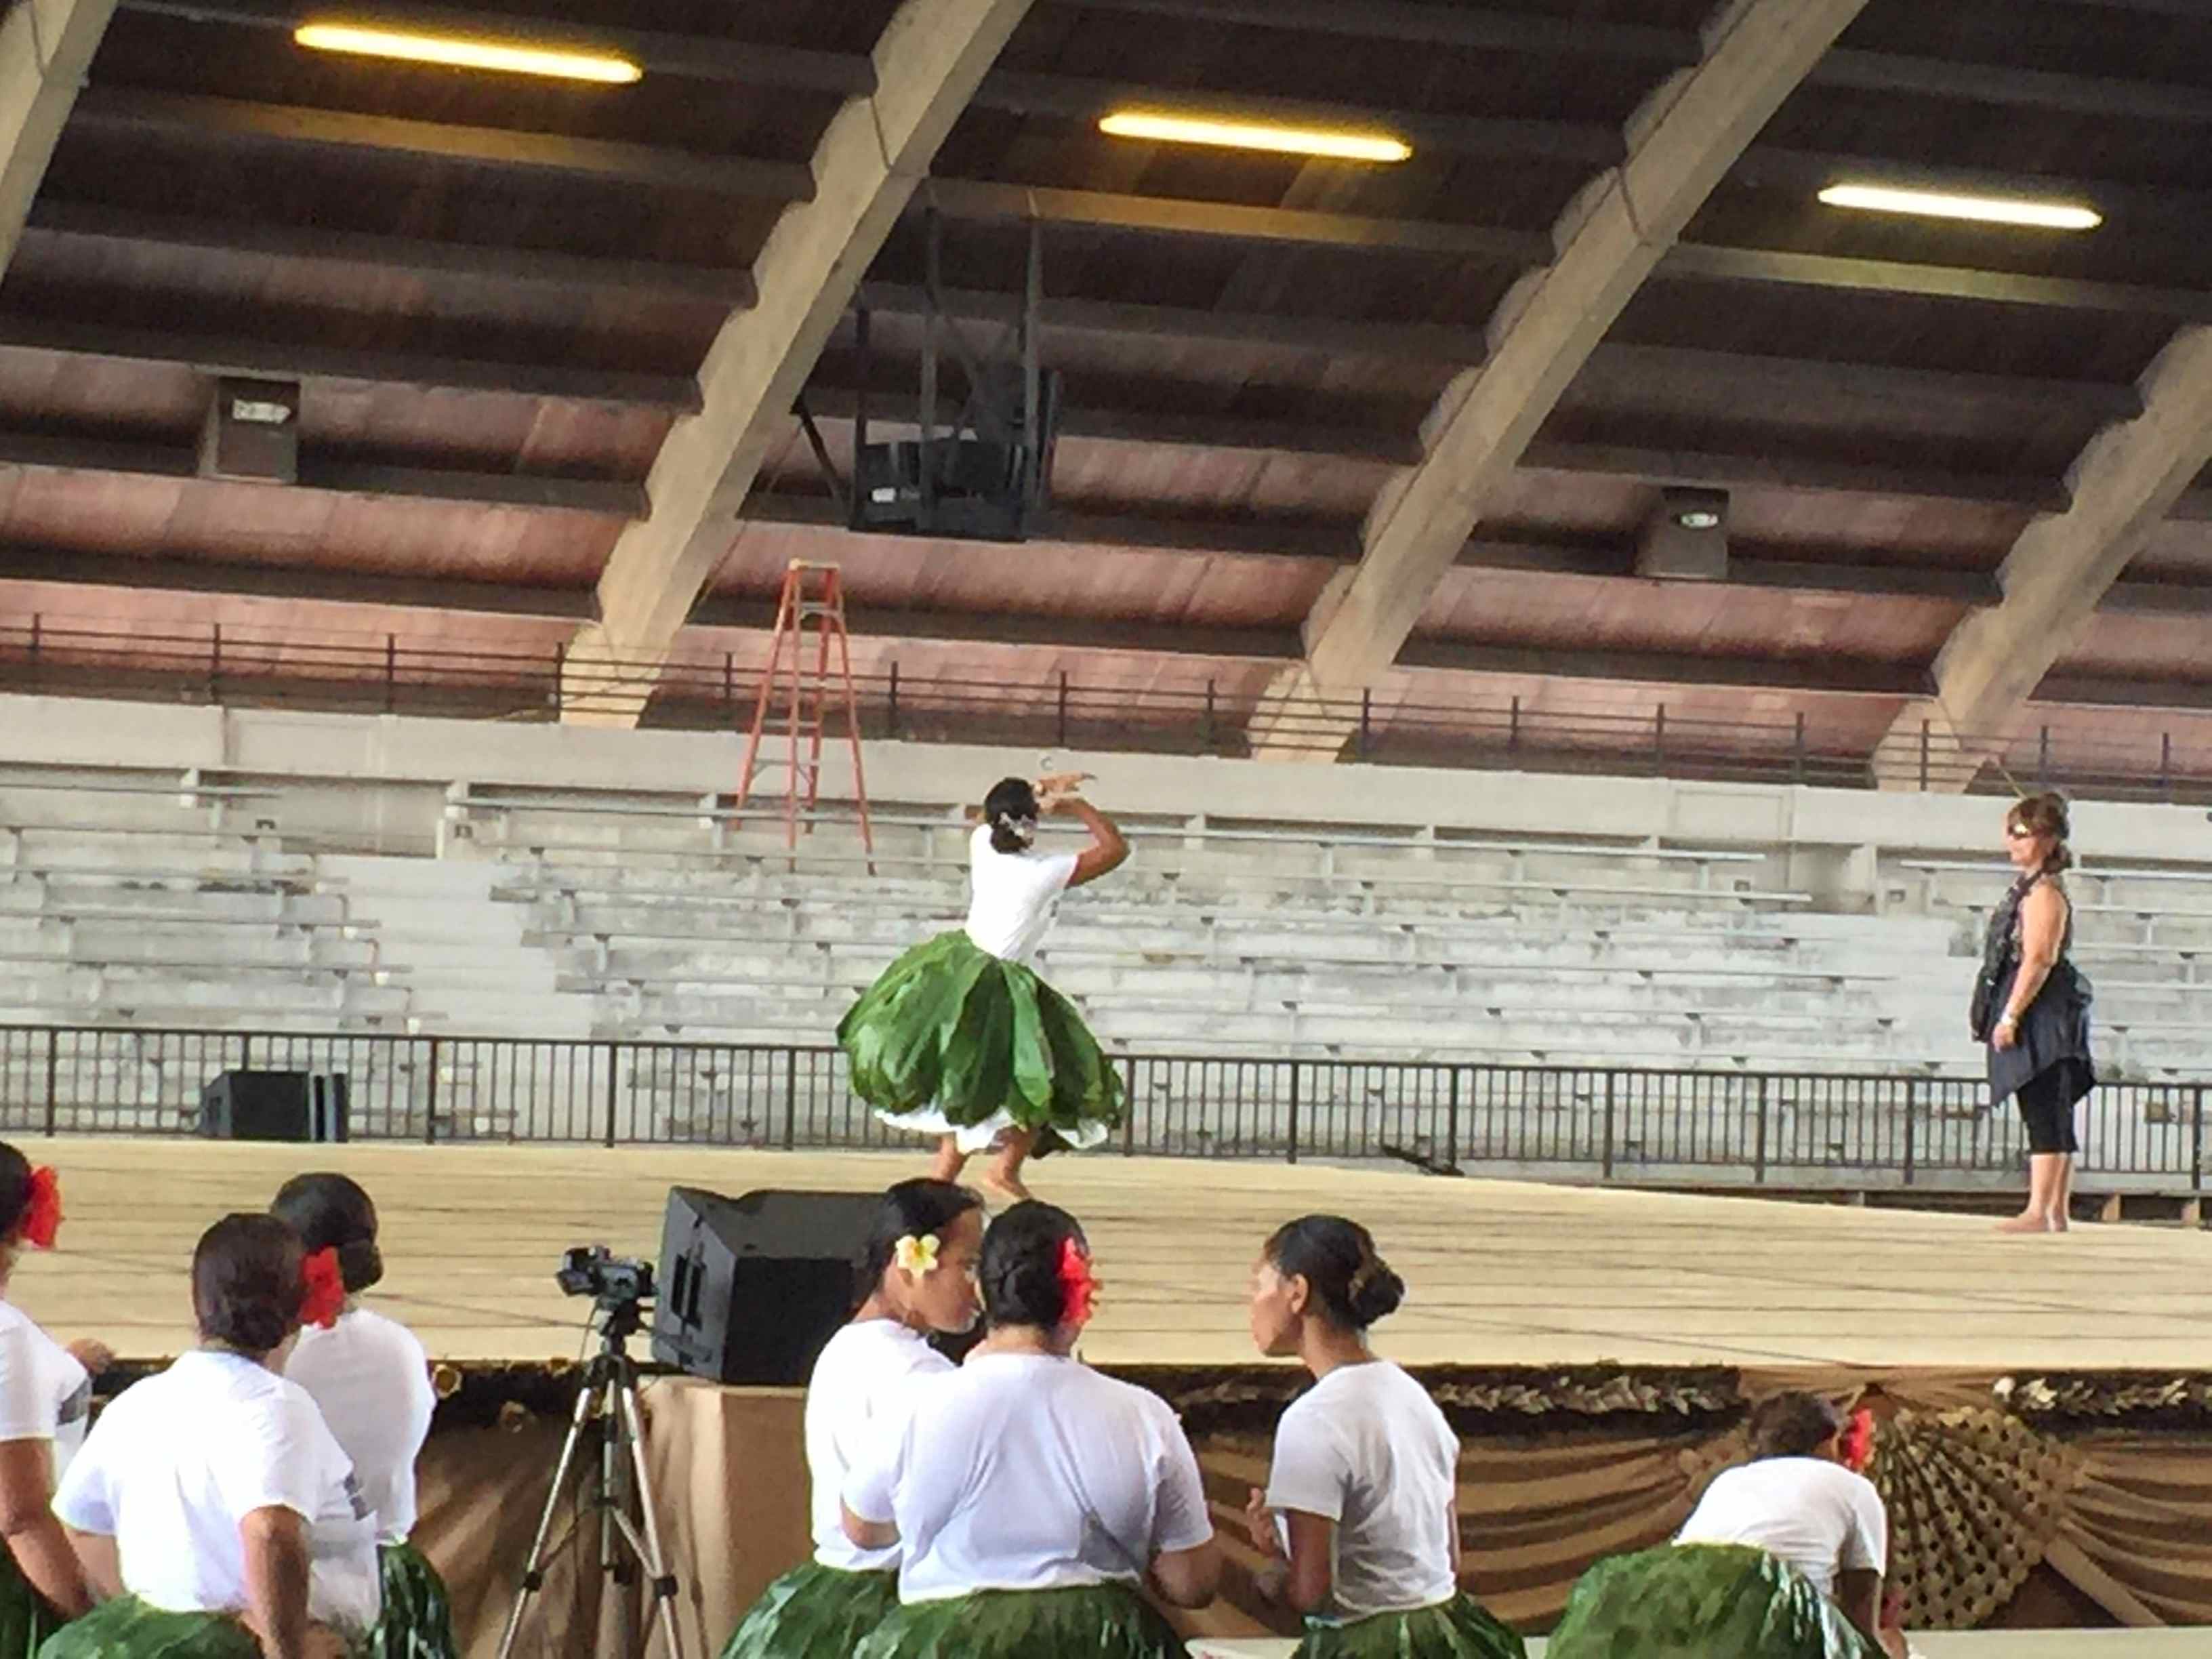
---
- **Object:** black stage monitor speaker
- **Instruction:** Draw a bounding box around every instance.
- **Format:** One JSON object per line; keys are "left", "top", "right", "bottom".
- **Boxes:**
{"left": 651, "top": 1187, "right": 881, "bottom": 1386}
{"left": 199, "top": 1070, "right": 350, "bottom": 1142}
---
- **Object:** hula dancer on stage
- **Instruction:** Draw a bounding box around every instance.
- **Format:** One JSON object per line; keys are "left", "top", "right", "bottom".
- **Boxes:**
{"left": 1548, "top": 1391, "right": 1901, "bottom": 1659}
{"left": 719, "top": 1179, "right": 985, "bottom": 1659}
{"left": 1243, "top": 1216, "right": 1523, "bottom": 1659}
{"left": 840, "top": 1202, "right": 1220, "bottom": 1658}
{"left": 272, "top": 1176, "right": 456, "bottom": 1659}
{"left": 0, "top": 1145, "right": 106, "bottom": 1652}
{"left": 47, "top": 1213, "right": 379, "bottom": 1659}
{"left": 840, "top": 774, "right": 1130, "bottom": 1197}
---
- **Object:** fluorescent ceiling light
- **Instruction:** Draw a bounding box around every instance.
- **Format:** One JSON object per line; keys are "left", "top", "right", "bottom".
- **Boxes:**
{"left": 1816, "top": 183, "right": 2100, "bottom": 230}
{"left": 1100, "top": 110, "right": 1410, "bottom": 163}
{"left": 294, "top": 23, "right": 642, "bottom": 83}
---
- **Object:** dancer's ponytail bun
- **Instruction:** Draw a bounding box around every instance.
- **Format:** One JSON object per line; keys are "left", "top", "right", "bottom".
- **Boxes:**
{"left": 979, "top": 1200, "right": 1087, "bottom": 1329}
{"left": 1266, "top": 1214, "right": 1405, "bottom": 1331}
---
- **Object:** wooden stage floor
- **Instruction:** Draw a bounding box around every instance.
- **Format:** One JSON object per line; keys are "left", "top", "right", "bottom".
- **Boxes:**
{"left": 18, "top": 1139, "right": 2212, "bottom": 1372}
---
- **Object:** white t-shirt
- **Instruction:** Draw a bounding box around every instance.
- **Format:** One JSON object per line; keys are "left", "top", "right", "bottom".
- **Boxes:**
{"left": 54, "top": 1350, "right": 382, "bottom": 1631}
{"left": 0, "top": 1300, "right": 91, "bottom": 1482}
{"left": 806, "top": 1321, "right": 954, "bottom": 1572}
{"left": 843, "top": 1352, "right": 1212, "bottom": 1603}
{"left": 964, "top": 825, "right": 1080, "bottom": 966}
{"left": 285, "top": 1307, "right": 436, "bottom": 1544}
{"left": 1266, "top": 1361, "right": 1460, "bottom": 1619}
{"left": 1675, "top": 1456, "right": 1888, "bottom": 1596}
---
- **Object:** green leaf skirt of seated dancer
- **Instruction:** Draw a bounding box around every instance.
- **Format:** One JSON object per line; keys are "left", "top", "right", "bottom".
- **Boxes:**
{"left": 1297, "top": 1593, "right": 1528, "bottom": 1659}
{"left": 848, "top": 1581, "right": 1184, "bottom": 1659}
{"left": 364, "top": 1542, "right": 460, "bottom": 1659}
{"left": 0, "top": 1544, "right": 60, "bottom": 1659}
{"left": 1544, "top": 1544, "right": 1880, "bottom": 1659}
{"left": 719, "top": 1560, "right": 900, "bottom": 1659}
{"left": 36, "top": 1597, "right": 266, "bottom": 1659}
{"left": 838, "top": 931, "right": 1124, "bottom": 1147}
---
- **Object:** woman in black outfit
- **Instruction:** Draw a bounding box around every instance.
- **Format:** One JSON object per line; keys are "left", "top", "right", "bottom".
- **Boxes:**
{"left": 1972, "top": 792, "right": 2095, "bottom": 1233}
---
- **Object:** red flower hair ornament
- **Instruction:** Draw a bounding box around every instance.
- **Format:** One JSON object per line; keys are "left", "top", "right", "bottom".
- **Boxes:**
{"left": 17, "top": 1167, "right": 62, "bottom": 1250}
{"left": 299, "top": 1247, "right": 347, "bottom": 1330}
{"left": 1841, "top": 1407, "right": 1877, "bottom": 1474}
{"left": 1057, "top": 1237, "right": 1097, "bottom": 1330}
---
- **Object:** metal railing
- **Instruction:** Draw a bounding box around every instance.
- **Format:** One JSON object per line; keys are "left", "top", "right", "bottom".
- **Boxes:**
{"left": 3, "top": 613, "right": 2209, "bottom": 802}
{"left": 3, "top": 1024, "right": 2203, "bottom": 1192}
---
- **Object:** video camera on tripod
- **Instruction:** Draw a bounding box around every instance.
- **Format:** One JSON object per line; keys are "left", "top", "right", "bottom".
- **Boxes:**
{"left": 499, "top": 1245, "right": 682, "bottom": 1659}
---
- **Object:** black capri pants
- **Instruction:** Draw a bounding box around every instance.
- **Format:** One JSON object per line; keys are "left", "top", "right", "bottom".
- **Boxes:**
{"left": 2015, "top": 1067, "right": 2082, "bottom": 1155}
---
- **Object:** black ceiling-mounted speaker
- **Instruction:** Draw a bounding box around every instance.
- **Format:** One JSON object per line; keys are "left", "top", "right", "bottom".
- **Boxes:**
{"left": 651, "top": 1188, "right": 882, "bottom": 1386}
{"left": 199, "top": 377, "right": 301, "bottom": 485}
{"left": 1636, "top": 486, "right": 1730, "bottom": 581}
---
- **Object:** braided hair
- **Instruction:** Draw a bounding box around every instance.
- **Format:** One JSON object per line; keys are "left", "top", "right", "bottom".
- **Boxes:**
{"left": 1264, "top": 1214, "right": 1405, "bottom": 1331}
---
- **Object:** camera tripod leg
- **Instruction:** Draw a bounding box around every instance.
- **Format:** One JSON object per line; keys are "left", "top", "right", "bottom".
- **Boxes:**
{"left": 497, "top": 1361, "right": 604, "bottom": 1659}
{"left": 615, "top": 1377, "right": 687, "bottom": 1659}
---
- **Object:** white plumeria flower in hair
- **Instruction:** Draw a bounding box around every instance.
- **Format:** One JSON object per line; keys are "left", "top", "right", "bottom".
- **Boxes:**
{"left": 894, "top": 1233, "right": 941, "bottom": 1275}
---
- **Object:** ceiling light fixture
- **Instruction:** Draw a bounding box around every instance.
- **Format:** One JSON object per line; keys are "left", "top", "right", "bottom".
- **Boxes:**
{"left": 293, "top": 23, "right": 642, "bottom": 83}
{"left": 1816, "top": 183, "right": 2100, "bottom": 231}
{"left": 1099, "top": 110, "right": 1410, "bottom": 163}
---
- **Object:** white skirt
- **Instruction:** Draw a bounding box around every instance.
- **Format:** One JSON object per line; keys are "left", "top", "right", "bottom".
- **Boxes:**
{"left": 877, "top": 1107, "right": 1111, "bottom": 1154}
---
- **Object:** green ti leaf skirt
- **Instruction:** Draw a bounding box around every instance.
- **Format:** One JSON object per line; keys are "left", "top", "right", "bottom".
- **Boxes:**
{"left": 838, "top": 931, "right": 1124, "bottom": 1151}
{"left": 718, "top": 1560, "right": 901, "bottom": 1659}
{"left": 1543, "top": 1544, "right": 1881, "bottom": 1659}
{"left": 1296, "top": 1593, "right": 1528, "bottom": 1658}
{"left": 848, "top": 1581, "right": 1185, "bottom": 1659}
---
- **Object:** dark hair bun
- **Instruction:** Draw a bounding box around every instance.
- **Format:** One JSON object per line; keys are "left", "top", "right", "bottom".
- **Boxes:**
{"left": 0, "top": 1143, "right": 30, "bottom": 1241}
{"left": 271, "top": 1173, "right": 383, "bottom": 1292}
{"left": 1349, "top": 1263, "right": 1406, "bottom": 1327}
{"left": 979, "top": 1200, "right": 1086, "bottom": 1330}
{"left": 1266, "top": 1214, "right": 1404, "bottom": 1332}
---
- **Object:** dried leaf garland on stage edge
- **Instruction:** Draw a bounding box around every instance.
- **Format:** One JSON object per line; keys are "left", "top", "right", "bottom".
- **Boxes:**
{"left": 83, "top": 1357, "right": 2212, "bottom": 1437}
{"left": 1103, "top": 1364, "right": 1746, "bottom": 1436}
{"left": 1996, "top": 1370, "right": 2212, "bottom": 1431}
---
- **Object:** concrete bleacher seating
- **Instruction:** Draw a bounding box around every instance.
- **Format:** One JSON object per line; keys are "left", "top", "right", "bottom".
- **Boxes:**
{"left": 0, "top": 777, "right": 2204, "bottom": 1158}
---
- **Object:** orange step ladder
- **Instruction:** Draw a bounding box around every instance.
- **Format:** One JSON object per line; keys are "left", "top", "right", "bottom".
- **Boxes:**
{"left": 731, "top": 561, "right": 875, "bottom": 867}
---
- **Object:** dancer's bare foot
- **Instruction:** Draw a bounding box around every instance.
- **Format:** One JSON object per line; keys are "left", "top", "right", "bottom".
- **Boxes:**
{"left": 1996, "top": 1212, "right": 2051, "bottom": 1233}
{"left": 981, "top": 1166, "right": 1033, "bottom": 1202}
{"left": 927, "top": 1136, "right": 968, "bottom": 1184}
{"left": 2047, "top": 1214, "right": 2070, "bottom": 1233}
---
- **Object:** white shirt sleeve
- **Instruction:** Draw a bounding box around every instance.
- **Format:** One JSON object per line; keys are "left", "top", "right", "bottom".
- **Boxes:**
{"left": 1266, "top": 1412, "right": 1350, "bottom": 1523}
{"left": 1042, "top": 851, "right": 1080, "bottom": 892}
{"left": 1150, "top": 1414, "right": 1215, "bottom": 1555}
{"left": 1839, "top": 1474, "right": 1887, "bottom": 1575}
{"left": 52, "top": 1428, "right": 115, "bottom": 1535}
{"left": 0, "top": 1322, "right": 50, "bottom": 1442}
{"left": 840, "top": 1397, "right": 912, "bottom": 1525}
{"left": 215, "top": 1396, "right": 346, "bottom": 1523}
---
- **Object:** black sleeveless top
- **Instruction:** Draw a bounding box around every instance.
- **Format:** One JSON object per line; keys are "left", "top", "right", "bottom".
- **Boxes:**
{"left": 1978, "top": 872, "right": 2095, "bottom": 1107}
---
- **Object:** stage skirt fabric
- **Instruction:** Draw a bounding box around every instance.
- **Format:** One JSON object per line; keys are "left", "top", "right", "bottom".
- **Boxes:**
{"left": 1296, "top": 1593, "right": 1528, "bottom": 1658}
{"left": 1544, "top": 1544, "right": 1879, "bottom": 1659}
{"left": 848, "top": 1581, "right": 1183, "bottom": 1659}
{"left": 0, "top": 1542, "right": 59, "bottom": 1659}
{"left": 838, "top": 930, "right": 1124, "bottom": 1153}
{"left": 719, "top": 1561, "right": 899, "bottom": 1659}
{"left": 35, "top": 1597, "right": 263, "bottom": 1659}
{"left": 365, "top": 1542, "right": 459, "bottom": 1659}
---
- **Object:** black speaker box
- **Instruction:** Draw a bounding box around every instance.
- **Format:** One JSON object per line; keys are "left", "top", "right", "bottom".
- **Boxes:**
{"left": 651, "top": 1187, "right": 882, "bottom": 1386}
{"left": 199, "top": 1070, "right": 350, "bottom": 1142}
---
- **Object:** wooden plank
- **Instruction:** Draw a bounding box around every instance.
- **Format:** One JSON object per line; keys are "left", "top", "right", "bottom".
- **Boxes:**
{"left": 115, "top": 0, "right": 877, "bottom": 93}
{"left": 1395, "top": 638, "right": 1929, "bottom": 697}
{"left": 17, "top": 1139, "right": 2212, "bottom": 1369}
{"left": 0, "top": 0, "right": 117, "bottom": 276}
{"left": 924, "top": 180, "right": 2212, "bottom": 321}
{"left": 22, "top": 199, "right": 757, "bottom": 304}
{"left": 0, "top": 428, "right": 644, "bottom": 516}
{"left": 1517, "top": 441, "right": 2072, "bottom": 512}
{"left": 0, "top": 313, "right": 703, "bottom": 411}
{"left": 71, "top": 88, "right": 820, "bottom": 201}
